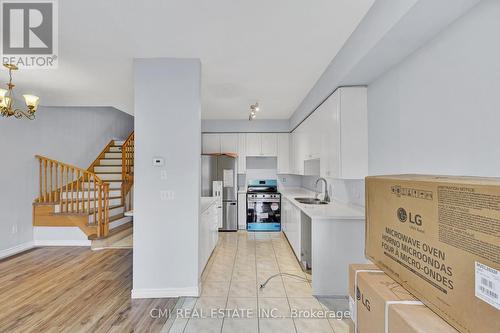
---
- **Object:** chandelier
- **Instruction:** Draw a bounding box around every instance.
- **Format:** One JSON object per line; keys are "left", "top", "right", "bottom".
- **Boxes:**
{"left": 248, "top": 102, "right": 260, "bottom": 120}
{"left": 0, "top": 64, "right": 40, "bottom": 120}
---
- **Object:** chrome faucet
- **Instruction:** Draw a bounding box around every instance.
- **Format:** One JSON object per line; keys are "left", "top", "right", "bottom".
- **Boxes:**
{"left": 315, "top": 177, "right": 330, "bottom": 202}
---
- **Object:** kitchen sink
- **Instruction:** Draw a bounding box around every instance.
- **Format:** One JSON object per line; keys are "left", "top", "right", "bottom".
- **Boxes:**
{"left": 294, "top": 197, "right": 329, "bottom": 205}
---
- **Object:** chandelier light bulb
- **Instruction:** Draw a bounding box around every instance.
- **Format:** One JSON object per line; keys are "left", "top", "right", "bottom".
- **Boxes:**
{"left": 0, "top": 64, "right": 40, "bottom": 120}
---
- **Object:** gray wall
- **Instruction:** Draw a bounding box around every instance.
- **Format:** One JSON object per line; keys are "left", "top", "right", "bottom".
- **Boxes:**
{"left": 368, "top": 0, "right": 500, "bottom": 176}
{"left": 133, "top": 58, "right": 201, "bottom": 297}
{"left": 0, "top": 106, "right": 133, "bottom": 252}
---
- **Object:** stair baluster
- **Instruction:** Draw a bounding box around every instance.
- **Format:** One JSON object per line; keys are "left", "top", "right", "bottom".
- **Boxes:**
{"left": 35, "top": 155, "right": 110, "bottom": 237}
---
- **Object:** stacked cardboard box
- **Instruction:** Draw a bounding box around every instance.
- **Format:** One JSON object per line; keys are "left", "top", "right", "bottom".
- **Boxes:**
{"left": 365, "top": 175, "right": 500, "bottom": 333}
{"left": 349, "top": 264, "right": 458, "bottom": 333}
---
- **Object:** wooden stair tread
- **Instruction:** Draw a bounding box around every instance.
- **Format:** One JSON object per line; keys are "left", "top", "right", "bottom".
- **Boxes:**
{"left": 88, "top": 204, "right": 124, "bottom": 214}
{"left": 88, "top": 219, "right": 132, "bottom": 240}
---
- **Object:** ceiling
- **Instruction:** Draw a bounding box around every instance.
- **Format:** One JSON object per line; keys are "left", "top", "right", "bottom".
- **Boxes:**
{"left": 4, "top": 0, "right": 374, "bottom": 119}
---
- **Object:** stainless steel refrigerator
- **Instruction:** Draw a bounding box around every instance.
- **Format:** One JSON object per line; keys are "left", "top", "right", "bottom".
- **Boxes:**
{"left": 201, "top": 154, "right": 237, "bottom": 231}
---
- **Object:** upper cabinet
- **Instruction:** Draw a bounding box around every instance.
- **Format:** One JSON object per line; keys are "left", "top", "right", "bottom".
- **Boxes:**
{"left": 220, "top": 133, "right": 238, "bottom": 154}
{"left": 277, "top": 133, "right": 290, "bottom": 174}
{"left": 202, "top": 133, "right": 238, "bottom": 154}
{"left": 202, "top": 134, "right": 221, "bottom": 154}
{"left": 245, "top": 133, "right": 261, "bottom": 156}
{"left": 291, "top": 87, "right": 367, "bottom": 179}
{"left": 246, "top": 133, "right": 277, "bottom": 157}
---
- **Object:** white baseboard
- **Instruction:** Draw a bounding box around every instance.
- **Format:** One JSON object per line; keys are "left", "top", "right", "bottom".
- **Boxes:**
{"left": 0, "top": 241, "right": 35, "bottom": 260}
{"left": 131, "top": 286, "right": 199, "bottom": 299}
{"left": 33, "top": 240, "right": 91, "bottom": 246}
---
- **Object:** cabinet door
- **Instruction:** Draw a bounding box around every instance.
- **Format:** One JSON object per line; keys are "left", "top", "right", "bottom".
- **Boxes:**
{"left": 220, "top": 133, "right": 238, "bottom": 154}
{"left": 246, "top": 133, "right": 261, "bottom": 156}
{"left": 277, "top": 133, "right": 290, "bottom": 174}
{"left": 338, "top": 87, "right": 368, "bottom": 179}
{"left": 305, "top": 109, "right": 321, "bottom": 160}
{"left": 289, "top": 205, "right": 301, "bottom": 259}
{"left": 261, "top": 133, "right": 277, "bottom": 156}
{"left": 202, "top": 134, "right": 221, "bottom": 154}
{"left": 237, "top": 133, "right": 246, "bottom": 173}
{"left": 238, "top": 193, "right": 247, "bottom": 230}
{"left": 320, "top": 90, "right": 340, "bottom": 178}
{"left": 293, "top": 130, "right": 306, "bottom": 175}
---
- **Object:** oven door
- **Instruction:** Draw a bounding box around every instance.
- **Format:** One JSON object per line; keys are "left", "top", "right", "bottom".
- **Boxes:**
{"left": 247, "top": 195, "right": 281, "bottom": 231}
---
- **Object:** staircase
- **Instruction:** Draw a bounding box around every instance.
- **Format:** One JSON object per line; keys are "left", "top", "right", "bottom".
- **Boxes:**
{"left": 33, "top": 132, "right": 134, "bottom": 241}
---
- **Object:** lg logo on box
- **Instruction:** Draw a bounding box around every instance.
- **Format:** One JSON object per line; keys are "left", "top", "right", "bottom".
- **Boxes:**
{"left": 397, "top": 207, "right": 422, "bottom": 226}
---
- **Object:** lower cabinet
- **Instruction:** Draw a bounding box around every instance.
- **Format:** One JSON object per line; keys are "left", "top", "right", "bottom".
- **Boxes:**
{"left": 282, "top": 198, "right": 302, "bottom": 260}
{"left": 238, "top": 193, "right": 247, "bottom": 230}
{"left": 199, "top": 202, "right": 220, "bottom": 276}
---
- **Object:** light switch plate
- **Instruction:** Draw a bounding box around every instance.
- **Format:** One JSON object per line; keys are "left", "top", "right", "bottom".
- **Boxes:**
{"left": 152, "top": 157, "right": 164, "bottom": 167}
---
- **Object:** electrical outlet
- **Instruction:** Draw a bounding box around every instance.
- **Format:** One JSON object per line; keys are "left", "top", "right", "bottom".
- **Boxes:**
{"left": 281, "top": 177, "right": 287, "bottom": 183}
{"left": 11, "top": 224, "right": 18, "bottom": 234}
{"left": 160, "top": 190, "right": 175, "bottom": 201}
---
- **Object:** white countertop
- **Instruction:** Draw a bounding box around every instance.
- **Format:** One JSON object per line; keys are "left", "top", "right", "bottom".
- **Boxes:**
{"left": 201, "top": 196, "right": 218, "bottom": 213}
{"left": 279, "top": 187, "right": 365, "bottom": 220}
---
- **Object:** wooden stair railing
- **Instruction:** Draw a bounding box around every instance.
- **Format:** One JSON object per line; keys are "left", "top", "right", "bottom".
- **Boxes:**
{"left": 121, "top": 131, "right": 134, "bottom": 210}
{"left": 35, "top": 155, "right": 110, "bottom": 237}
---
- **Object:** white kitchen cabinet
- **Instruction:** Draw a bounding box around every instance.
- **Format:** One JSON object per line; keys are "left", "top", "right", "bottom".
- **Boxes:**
{"left": 277, "top": 133, "right": 290, "bottom": 174}
{"left": 304, "top": 109, "right": 321, "bottom": 160}
{"left": 238, "top": 192, "right": 247, "bottom": 230}
{"left": 282, "top": 197, "right": 302, "bottom": 259}
{"left": 246, "top": 133, "right": 277, "bottom": 156}
{"left": 220, "top": 133, "right": 238, "bottom": 154}
{"left": 202, "top": 134, "right": 221, "bottom": 154}
{"left": 291, "top": 130, "right": 305, "bottom": 175}
{"left": 320, "top": 87, "right": 367, "bottom": 179}
{"left": 318, "top": 91, "right": 340, "bottom": 178}
{"left": 261, "top": 133, "right": 278, "bottom": 156}
{"left": 199, "top": 201, "right": 220, "bottom": 277}
{"left": 237, "top": 133, "right": 246, "bottom": 173}
{"left": 246, "top": 133, "right": 261, "bottom": 156}
{"left": 289, "top": 86, "right": 367, "bottom": 179}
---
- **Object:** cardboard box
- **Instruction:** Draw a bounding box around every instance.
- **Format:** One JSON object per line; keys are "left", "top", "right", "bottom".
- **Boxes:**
{"left": 355, "top": 271, "right": 419, "bottom": 333}
{"left": 366, "top": 175, "right": 500, "bottom": 333}
{"left": 352, "top": 269, "right": 458, "bottom": 333}
{"left": 348, "top": 263, "right": 381, "bottom": 299}
{"left": 389, "top": 303, "right": 458, "bottom": 333}
{"left": 348, "top": 263, "right": 382, "bottom": 324}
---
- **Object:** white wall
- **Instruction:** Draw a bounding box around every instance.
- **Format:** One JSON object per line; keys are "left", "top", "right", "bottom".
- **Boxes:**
{"left": 0, "top": 106, "right": 133, "bottom": 255}
{"left": 368, "top": 0, "right": 500, "bottom": 176}
{"left": 132, "top": 58, "right": 201, "bottom": 298}
{"left": 289, "top": 0, "right": 480, "bottom": 130}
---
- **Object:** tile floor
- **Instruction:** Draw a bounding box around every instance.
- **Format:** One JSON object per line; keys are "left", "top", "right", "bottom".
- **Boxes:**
{"left": 165, "top": 231, "right": 353, "bottom": 333}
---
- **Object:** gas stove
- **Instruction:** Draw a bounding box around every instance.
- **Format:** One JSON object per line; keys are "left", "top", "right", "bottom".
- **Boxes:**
{"left": 246, "top": 180, "right": 281, "bottom": 232}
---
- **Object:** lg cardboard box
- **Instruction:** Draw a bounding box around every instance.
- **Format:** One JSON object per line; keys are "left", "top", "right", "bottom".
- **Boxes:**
{"left": 348, "top": 263, "right": 381, "bottom": 324}
{"left": 389, "top": 303, "right": 458, "bottom": 333}
{"left": 354, "top": 270, "right": 418, "bottom": 333}
{"left": 366, "top": 175, "right": 500, "bottom": 333}
{"left": 351, "top": 268, "right": 458, "bottom": 333}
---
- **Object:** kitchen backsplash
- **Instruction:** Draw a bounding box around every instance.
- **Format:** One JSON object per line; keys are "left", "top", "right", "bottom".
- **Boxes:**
{"left": 278, "top": 174, "right": 365, "bottom": 207}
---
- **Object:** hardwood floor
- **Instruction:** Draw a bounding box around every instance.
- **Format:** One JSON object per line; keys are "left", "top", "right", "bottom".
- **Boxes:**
{"left": 0, "top": 247, "right": 176, "bottom": 333}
